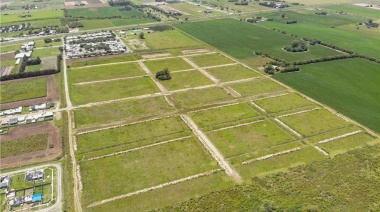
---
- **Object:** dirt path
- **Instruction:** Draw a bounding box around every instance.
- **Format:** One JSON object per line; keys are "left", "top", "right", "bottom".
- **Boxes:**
{"left": 180, "top": 114, "right": 243, "bottom": 183}
{"left": 73, "top": 75, "right": 147, "bottom": 86}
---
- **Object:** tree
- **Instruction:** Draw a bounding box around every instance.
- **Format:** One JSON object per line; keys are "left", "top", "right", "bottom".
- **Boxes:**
{"left": 281, "top": 13, "right": 286, "bottom": 18}
{"left": 156, "top": 68, "right": 171, "bottom": 80}
{"left": 139, "top": 32, "right": 145, "bottom": 39}
{"left": 44, "top": 38, "right": 52, "bottom": 43}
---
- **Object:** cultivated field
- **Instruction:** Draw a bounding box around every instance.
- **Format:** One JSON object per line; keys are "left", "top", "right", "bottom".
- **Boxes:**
{"left": 0, "top": 77, "right": 47, "bottom": 104}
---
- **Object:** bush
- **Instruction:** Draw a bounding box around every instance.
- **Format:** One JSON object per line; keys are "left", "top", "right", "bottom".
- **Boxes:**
{"left": 156, "top": 68, "right": 171, "bottom": 81}
{"left": 44, "top": 38, "right": 52, "bottom": 43}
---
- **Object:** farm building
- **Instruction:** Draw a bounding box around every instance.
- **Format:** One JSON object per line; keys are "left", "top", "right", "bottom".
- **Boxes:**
{"left": 0, "top": 176, "right": 10, "bottom": 189}
{"left": 25, "top": 170, "right": 44, "bottom": 182}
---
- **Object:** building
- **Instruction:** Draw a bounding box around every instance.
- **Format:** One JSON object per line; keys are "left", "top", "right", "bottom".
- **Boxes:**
{"left": 8, "top": 118, "right": 18, "bottom": 126}
{"left": 25, "top": 170, "right": 44, "bottom": 182}
{"left": 15, "top": 51, "right": 32, "bottom": 59}
{"left": 0, "top": 176, "right": 10, "bottom": 189}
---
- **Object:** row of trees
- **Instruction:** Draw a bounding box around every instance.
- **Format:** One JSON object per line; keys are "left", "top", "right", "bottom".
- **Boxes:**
{"left": 1, "top": 69, "right": 59, "bottom": 81}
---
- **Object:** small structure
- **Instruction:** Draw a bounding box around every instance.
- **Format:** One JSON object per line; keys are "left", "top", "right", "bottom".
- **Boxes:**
{"left": 15, "top": 51, "right": 32, "bottom": 59}
{"left": 8, "top": 118, "right": 18, "bottom": 126}
{"left": 32, "top": 193, "right": 42, "bottom": 203}
{"left": 25, "top": 170, "right": 44, "bottom": 182}
{"left": 0, "top": 176, "right": 10, "bottom": 189}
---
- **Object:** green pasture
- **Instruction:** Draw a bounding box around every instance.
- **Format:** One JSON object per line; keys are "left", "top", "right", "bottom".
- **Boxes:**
{"left": 74, "top": 97, "right": 174, "bottom": 129}
{"left": 0, "top": 10, "right": 63, "bottom": 23}
{"left": 323, "top": 4, "right": 380, "bottom": 19}
{"left": 32, "top": 47, "right": 60, "bottom": 58}
{"left": 145, "top": 30, "right": 202, "bottom": 50}
{"left": 176, "top": 19, "right": 344, "bottom": 62}
{"left": 274, "top": 58, "right": 380, "bottom": 132}
{"left": 190, "top": 103, "right": 261, "bottom": 128}
{"left": 68, "top": 7, "right": 145, "bottom": 18}
{"left": 160, "top": 70, "right": 214, "bottom": 91}
{"left": 86, "top": 171, "right": 233, "bottom": 212}
{"left": 279, "top": 109, "right": 351, "bottom": 137}
{"left": 68, "top": 55, "right": 141, "bottom": 67}
{"left": 76, "top": 116, "right": 191, "bottom": 155}
{"left": 68, "top": 62, "right": 145, "bottom": 84}
{"left": 207, "top": 120, "right": 295, "bottom": 160}
{"left": 70, "top": 77, "right": 159, "bottom": 105}
{"left": 1, "top": 134, "right": 48, "bottom": 158}
{"left": 188, "top": 53, "right": 234, "bottom": 67}
{"left": 172, "top": 87, "right": 234, "bottom": 108}
{"left": 205, "top": 64, "right": 260, "bottom": 82}
{"left": 229, "top": 78, "right": 286, "bottom": 97}
{"left": 0, "top": 77, "right": 47, "bottom": 103}
{"left": 306, "top": 125, "right": 363, "bottom": 144}
{"left": 144, "top": 57, "right": 193, "bottom": 72}
{"left": 79, "top": 18, "right": 152, "bottom": 30}
{"left": 80, "top": 137, "right": 218, "bottom": 206}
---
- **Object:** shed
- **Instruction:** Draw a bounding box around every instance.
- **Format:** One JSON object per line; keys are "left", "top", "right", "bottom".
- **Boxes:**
{"left": 32, "top": 193, "right": 42, "bottom": 202}
{"left": 9, "top": 118, "right": 18, "bottom": 125}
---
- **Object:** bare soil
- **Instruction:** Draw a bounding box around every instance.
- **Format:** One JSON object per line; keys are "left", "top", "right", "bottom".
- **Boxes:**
{"left": 0, "top": 122, "right": 62, "bottom": 170}
{"left": 0, "top": 75, "right": 60, "bottom": 110}
{"left": 0, "top": 53, "right": 14, "bottom": 61}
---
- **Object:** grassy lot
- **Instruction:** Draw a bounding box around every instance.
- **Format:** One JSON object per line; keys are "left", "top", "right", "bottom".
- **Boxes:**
{"left": 1, "top": 134, "right": 48, "bottom": 158}
{"left": 0, "top": 10, "right": 63, "bottom": 23}
{"left": 79, "top": 18, "right": 152, "bottom": 30}
{"left": 26, "top": 64, "right": 43, "bottom": 72}
{"left": 190, "top": 103, "right": 261, "bottom": 128}
{"left": 207, "top": 120, "right": 295, "bottom": 159}
{"left": 68, "top": 62, "right": 145, "bottom": 84}
{"left": 279, "top": 109, "right": 351, "bottom": 137}
{"left": 163, "top": 145, "right": 380, "bottom": 211}
{"left": 229, "top": 78, "right": 286, "bottom": 97}
{"left": 68, "top": 7, "right": 145, "bottom": 18}
{"left": 41, "top": 56, "right": 57, "bottom": 70}
{"left": 32, "top": 47, "right": 60, "bottom": 58}
{"left": 87, "top": 171, "right": 233, "bottom": 212}
{"left": 68, "top": 55, "right": 141, "bottom": 67}
{"left": 188, "top": 53, "right": 234, "bottom": 67}
{"left": 176, "top": 19, "right": 344, "bottom": 62}
{"left": 70, "top": 77, "right": 159, "bottom": 105}
{"left": 79, "top": 137, "right": 219, "bottom": 206}
{"left": 0, "top": 77, "right": 47, "bottom": 103}
{"left": 144, "top": 30, "right": 202, "bottom": 50}
{"left": 144, "top": 57, "right": 193, "bottom": 73}
{"left": 323, "top": 4, "right": 380, "bottom": 19}
{"left": 172, "top": 87, "right": 234, "bottom": 108}
{"left": 205, "top": 64, "right": 260, "bottom": 82}
{"left": 160, "top": 70, "right": 214, "bottom": 90}
{"left": 306, "top": 125, "right": 363, "bottom": 144}
{"left": 74, "top": 97, "right": 174, "bottom": 129}
{"left": 76, "top": 116, "right": 191, "bottom": 155}
{"left": 254, "top": 92, "right": 316, "bottom": 113}
{"left": 274, "top": 58, "right": 380, "bottom": 132}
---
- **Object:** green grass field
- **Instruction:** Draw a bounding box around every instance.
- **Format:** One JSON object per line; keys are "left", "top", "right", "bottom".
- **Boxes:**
{"left": 144, "top": 30, "right": 202, "bottom": 50}
{"left": 0, "top": 78, "right": 47, "bottom": 103}
{"left": 207, "top": 120, "right": 295, "bottom": 160}
{"left": 32, "top": 47, "right": 60, "bottom": 58}
{"left": 279, "top": 109, "right": 351, "bottom": 137}
{"left": 176, "top": 19, "right": 344, "bottom": 62}
{"left": 68, "top": 55, "right": 141, "bottom": 68}
{"left": 1, "top": 134, "right": 48, "bottom": 158}
{"left": 254, "top": 93, "right": 316, "bottom": 113}
{"left": 190, "top": 103, "right": 261, "bottom": 128}
{"left": 80, "top": 137, "right": 219, "bottom": 206}
{"left": 323, "top": 4, "right": 380, "bottom": 19}
{"left": 306, "top": 125, "right": 363, "bottom": 144}
{"left": 144, "top": 57, "right": 193, "bottom": 73}
{"left": 172, "top": 87, "right": 234, "bottom": 108}
{"left": 74, "top": 97, "right": 174, "bottom": 129}
{"left": 0, "top": 10, "right": 63, "bottom": 23}
{"left": 274, "top": 58, "right": 380, "bottom": 132}
{"left": 205, "top": 64, "right": 260, "bottom": 82}
{"left": 188, "top": 53, "right": 234, "bottom": 67}
{"left": 70, "top": 77, "right": 159, "bottom": 105}
{"left": 68, "top": 7, "right": 145, "bottom": 18}
{"left": 68, "top": 62, "right": 145, "bottom": 84}
{"left": 229, "top": 78, "right": 286, "bottom": 97}
{"left": 160, "top": 70, "right": 214, "bottom": 90}
{"left": 79, "top": 18, "right": 152, "bottom": 30}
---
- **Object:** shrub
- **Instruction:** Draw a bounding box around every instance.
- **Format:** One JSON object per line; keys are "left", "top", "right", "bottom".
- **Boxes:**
{"left": 156, "top": 68, "right": 171, "bottom": 80}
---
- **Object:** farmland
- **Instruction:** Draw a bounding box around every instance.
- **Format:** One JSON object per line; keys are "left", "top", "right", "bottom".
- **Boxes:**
{"left": 68, "top": 7, "right": 146, "bottom": 18}
{"left": 0, "top": 134, "right": 48, "bottom": 158}
{"left": 0, "top": 77, "right": 47, "bottom": 104}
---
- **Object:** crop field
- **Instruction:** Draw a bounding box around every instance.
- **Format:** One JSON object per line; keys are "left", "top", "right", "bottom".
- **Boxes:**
{"left": 188, "top": 53, "right": 234, "bottom": 67}
{"left": 189, "top": 103, "right": 262, "bottom": 129}
{"left": 172, "top": 87, "right": 234, "bottom": 108}
{"left": 160, "top": 70, "right": 214, "bottom": 90}
{"left": 278, "top": 109, "right": 351, "bottom": 137}
{"left": 73, "top": 96, "right": 174, "bottom": 129}
{"left": 323, "top": 4, "right": 380, "bottom": 19}
{"left": 205, "top": 64, "right": 260, "bottom": 82}
{"left": 143, "top": 57, "right": 193, "bottom": 72}
{"left": 176, "top": 19, "right": 344, "bottom": 62}
{"left": 229, "top": 78, "right": 286, "bottom": 97}
{"left": 79, "top": 137, "right": 219, "bottom": 206}
{"left": 79, "top": 18, "right": 152, "bottom": 30}
{"left": 76, "top": 116, "right": 192, "bottom": 158}
{"left": 68, "top": 62, "right": 146, "bottom": 84}
{"left": 69, "top": 77, "right": 160, "bottom": 105}
{"left": 0, "top": 10, "right": 63, "bottom": 23}
{"left": 68, "top": 7, "right": 145, "bottom": 18}
{"left": 68, "top": 55, "right": 141, "bottom": 67}
{"left": 144, "top": 30, "right": 203, "bottom": 50}
{"left": 274, "top": 58, "right": 380, "bottom": 132}
{"left": 0, "top": 134, "right": 48, "bottom": 158}
{"left": 0, "top": 77, "right": 47, "bottom": 103}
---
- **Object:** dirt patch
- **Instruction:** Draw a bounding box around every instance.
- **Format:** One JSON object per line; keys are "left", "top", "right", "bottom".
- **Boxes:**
{"left": 0, "top": 122, "right": 62, "bottom": 170}
{"left": 127, "top": 39, "right": 149, "bottom": 50}
{"left": 0, "top": 75, "right": 60, "bottom": 110}
{"left": 353, "top": 3, "right": 380, "bottom": 10}
{"left": 142, "top": 52, "right": 171, "bottom": 59}
{"left": 2, "top": 66, "right": 13, "bottom": 76}
{"left": 0, "top": 52, "right": 14, "bottom": 61}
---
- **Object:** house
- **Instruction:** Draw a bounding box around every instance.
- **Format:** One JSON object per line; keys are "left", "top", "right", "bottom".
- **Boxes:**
{"left": 25, "top": 170, "right": 44, "bottom": 182}
{"left": 0, "top": 176, "right": 10, "bottom": 189}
